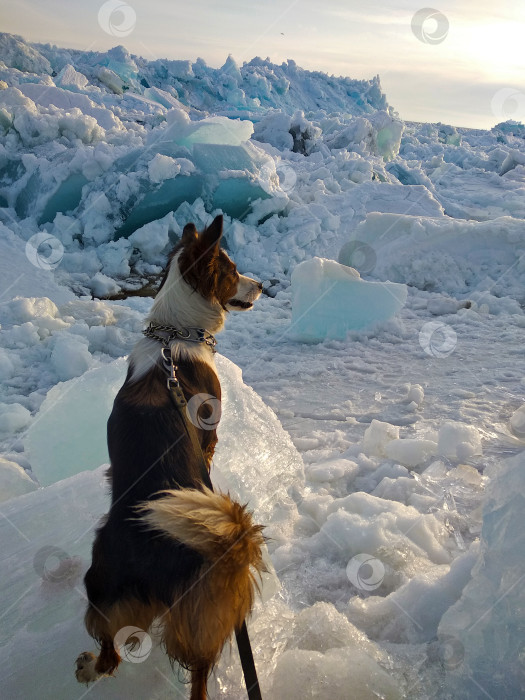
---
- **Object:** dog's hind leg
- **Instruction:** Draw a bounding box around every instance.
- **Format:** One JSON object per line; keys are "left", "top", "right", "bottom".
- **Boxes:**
{"left": 190, "top": 666, "right": 210, "bottom": 700}
{"left": 95, "top": 638, "right": 121, "bottom": 675}
{"left": 75, "top": 598, "right": 122, "bottom": 684}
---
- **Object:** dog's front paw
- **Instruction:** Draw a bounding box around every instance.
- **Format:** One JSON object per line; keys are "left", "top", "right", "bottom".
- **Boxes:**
{"left": 75, "top": 651, "right": 101, "bottom": 684}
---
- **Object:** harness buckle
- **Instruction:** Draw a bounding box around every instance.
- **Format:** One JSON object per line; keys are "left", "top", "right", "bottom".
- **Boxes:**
{"left": 161, "top": 347, "right": 179, "bottom": 388}
{"left": 167, "top": 376, "right": 179, "bottom": 390}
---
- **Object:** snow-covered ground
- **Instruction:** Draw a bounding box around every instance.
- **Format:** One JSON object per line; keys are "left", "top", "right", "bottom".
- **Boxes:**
{"left": 0, "top": 32, "right": 524, "bottom": 699}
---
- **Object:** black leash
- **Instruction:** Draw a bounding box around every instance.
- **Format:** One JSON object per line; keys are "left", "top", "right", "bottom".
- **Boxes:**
{"left": 161, "top": 345, "right": 263, "bottom": 700}
{"left": 164, "top": 356, "right": 214, "bottom": 491}
{"left": 234, "top": 622, "right": 263, "bottom": 700}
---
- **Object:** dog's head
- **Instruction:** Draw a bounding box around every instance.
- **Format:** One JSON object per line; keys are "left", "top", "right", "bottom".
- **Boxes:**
{"left": 153, "top": 215, "right": 262, "bottom": 330}
{"left": 178, "top": 215, "right": 262, "bottom": 311}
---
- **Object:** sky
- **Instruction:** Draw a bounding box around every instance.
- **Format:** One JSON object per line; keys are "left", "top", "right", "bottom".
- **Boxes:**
{"left": 2, "top": 0, "right": 525, "bottom": 129}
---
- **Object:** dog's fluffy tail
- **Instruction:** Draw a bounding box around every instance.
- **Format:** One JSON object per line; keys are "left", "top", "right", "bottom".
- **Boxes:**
{"left": 140, "top": 488, "right": 264, "bottom": 672}
{"left": 139, "top": 487, "right": 265, "bottom": 573}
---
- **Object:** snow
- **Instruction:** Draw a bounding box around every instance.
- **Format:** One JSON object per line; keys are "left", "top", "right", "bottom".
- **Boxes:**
{"left": 89, "top": 270, "right": 121, "bottom": 297}
{"left": 306, "top": 458, "right": 359, "bottom": 483}
{"left": 291, "top": 257, "right": 407, "bottom": 340}
{"left": 54, "top": 64, "right": 88, "bottom": 92}
{"left": 500, "top": 148, "right": 525, "bottom": 175}
{"left": 0, "top": 403, "right": 31, "bottom": 434}
{"left": 407, "top": 383, "right": 425, "bottom": 406}
{"left": 0, "top": 348, "right": 15, "bottom": 380}
{"left": 0, "top": 456, "right": 37, "bottom": 502}
{"left": 97, "top": 66, "right": 125, "bottom": 95}
{"left": 369, "top": 111, "right": 404, "bottom": 160}
{"left": 362, "top": 419, "right": 400, "bottom": 457}
{"left": 0, "top": 227, "right": 74, "bottom": 304}
{"left": 127, "top": 217, "right": 171, "bottom": 263}
{"left": 49, "top": 332, "right": 93, "bottom": 381}
{"left": 427, "top": 297, "right": 470, "bottom": 315}
{"left": 13, "top": 84, "right": 120, "bottom": 131}
{"left": 437, "top": 421, "right": 482, "bottom": 460}
{"left": 347, "top": 543, "right": 478, "bottom": 645}
{"left": 147, "top": 153, "right": 181, "bottom": 183}
{"left": 0, "top": 31, "right": 524, "bottom": 700}
{"left": 351, "top": 212, "right": 525, "bottom": 301}
{"left": 0, "top": 33, "right": 52, "bottom": 74}
{"left": 384, "top": 438, "right": 437, "bottom": 468}
{"left": 510, "top": 404, "right": 525, "bottom": 438}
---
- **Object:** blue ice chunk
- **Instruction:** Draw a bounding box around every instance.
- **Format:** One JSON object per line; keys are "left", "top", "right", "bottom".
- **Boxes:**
{"left": 115, "top": 174, "right": 205, "bottom": 238}
{"left": 113, "top": 147, "right": 143, "bottom": 171}
{"left": 143, "top": 86, "right": 182, "bottom": 110}
{"left": 15, "top": 170, "right": 88, "bottom": 222}
{"left": 0, "top": 158, "right": 26, "bottom": 186}
{"left": 386, "top": 163, "right": 418, "bottom": 186}
{"left": 101, "top": 46, "right": 139, "bottom": 84}
{"left": 291, "top": 257, "right": 407, "bottom": 341}
{"left": 192, "top": 142, "right": 256, "bottom": 174}
{"left": 14, "top": 172, "right": 39, "bottom": 218}
{"left": 212, "top": 178, "right": 269, "bottom": 219}
{"left": 168, "top": 113, "right": 254, "bottom": 149}
{"left": 38, "top": 173, "right": 89, "bottom": 224}
{"left": 26, "top": 360, "right": 128, "bottom": 486}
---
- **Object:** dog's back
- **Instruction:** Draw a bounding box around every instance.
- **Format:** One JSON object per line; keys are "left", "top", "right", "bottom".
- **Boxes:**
{"left": 84, "top": 358, "right": 220, "bottom": 610}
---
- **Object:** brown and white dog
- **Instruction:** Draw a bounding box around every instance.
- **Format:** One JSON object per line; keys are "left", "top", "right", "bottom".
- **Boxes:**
{"left": 75, "top": 215, "right": 264, "bottom": 699}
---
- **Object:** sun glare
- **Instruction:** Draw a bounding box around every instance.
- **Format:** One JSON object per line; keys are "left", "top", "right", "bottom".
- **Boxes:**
{"left": 460, "top": 20, "right": 525, "bottom": 81}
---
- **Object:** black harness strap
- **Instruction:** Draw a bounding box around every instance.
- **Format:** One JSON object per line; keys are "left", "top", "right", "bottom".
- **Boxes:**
{"left": 163, "top": 348, "right": 262, "bottom": 700}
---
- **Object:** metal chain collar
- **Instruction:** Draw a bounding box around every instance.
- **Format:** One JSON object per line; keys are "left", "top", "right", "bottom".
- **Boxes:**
{"left": 142, "top": 322, "right": 217, "bottom": 353}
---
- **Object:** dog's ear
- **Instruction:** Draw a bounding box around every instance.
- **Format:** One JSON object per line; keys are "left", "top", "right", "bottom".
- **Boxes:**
{"left": 200, "top": 215, "right": 223, "bottom": 254}
{"left": 181, "top": 223, "right": 198, "bottom": 245}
